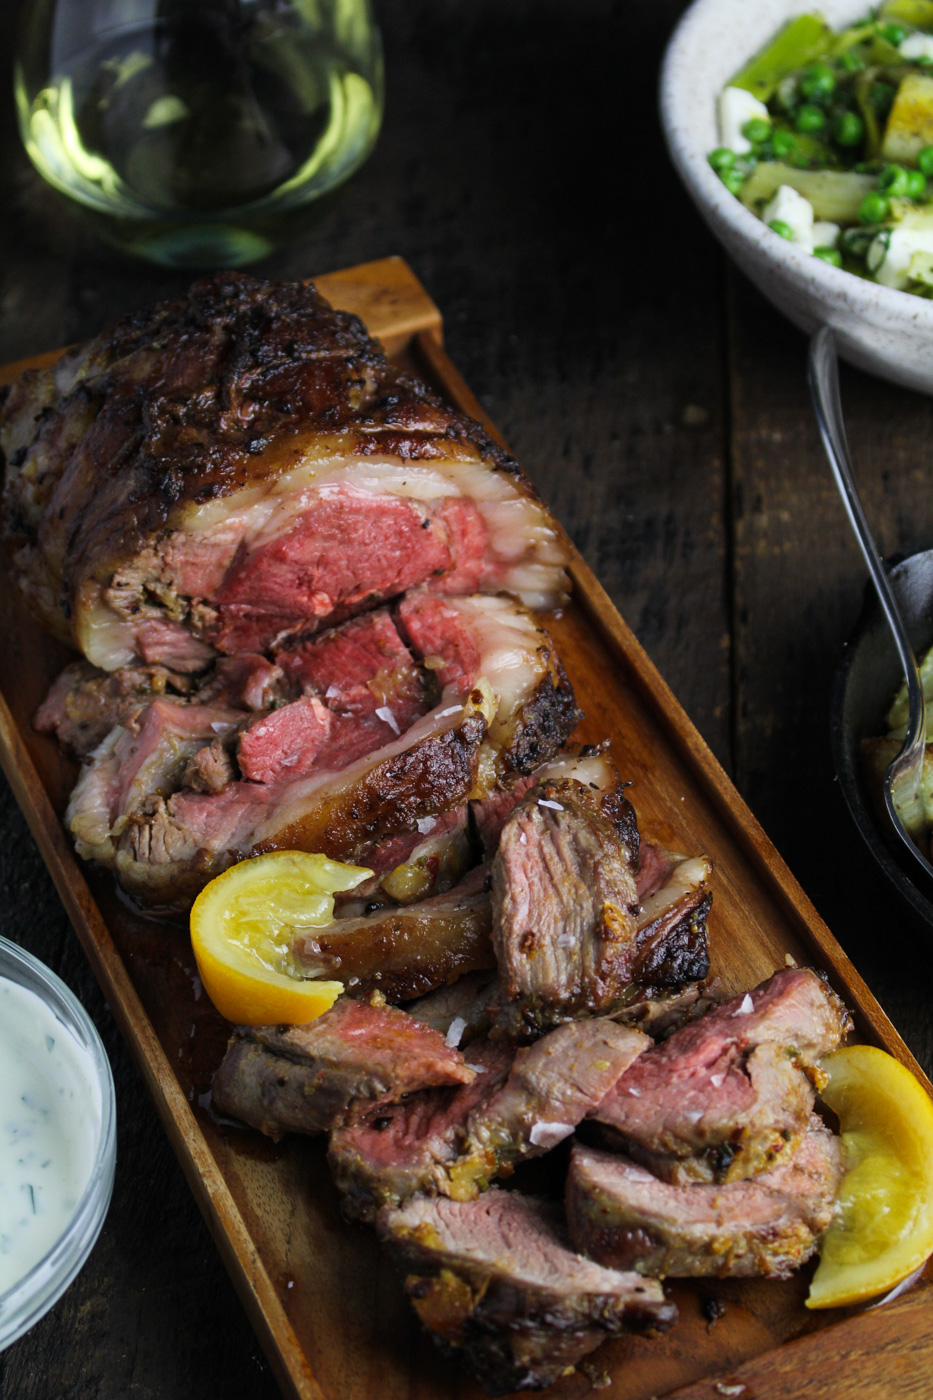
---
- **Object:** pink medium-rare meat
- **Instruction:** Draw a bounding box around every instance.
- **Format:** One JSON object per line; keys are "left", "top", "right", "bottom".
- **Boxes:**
{"left": 376, "top": 1189, "right": 675, "bottom": 1396}
{"left": 0, "top": 274, "right": 569, "bottom": 672}
{"left": 236, "top": 695, "right": 333, "bottom": 783}
{"left": 211, "top": 997, "right": 474, "bottom": 1140}
{"left": 328, "top": 1039, "right": 515, "bottom": 1222}
{"left": 591, "top": 968, "right": 851, "bottom": 1184}
{"left": 278, "top": 607, "right": 427, "bottom": 720}
{"left": 67, "top": 691, "right": 489, "bottom": 909}
{"left": 566, "top": 1119, "right": 843, "bottom": 1279}
{"left": 64, "top": 594, "right": 576, "bottom": 909}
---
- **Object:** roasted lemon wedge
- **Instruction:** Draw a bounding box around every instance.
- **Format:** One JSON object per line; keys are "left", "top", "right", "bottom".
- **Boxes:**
{"left": 807, "top": 1044, "right": 933, "bottom": 1309}
{"left": 190, "top": 851, "right": 371, "bottom": 1026}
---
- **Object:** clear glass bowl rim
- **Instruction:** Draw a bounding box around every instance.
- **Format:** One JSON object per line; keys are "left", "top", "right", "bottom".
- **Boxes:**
{"left": 0, "top": 935, "right": 117, "bottom": 1351}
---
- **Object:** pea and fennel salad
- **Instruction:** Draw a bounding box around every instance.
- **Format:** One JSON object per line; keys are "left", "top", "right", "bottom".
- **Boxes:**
{"left": 710, "top": 4, "right": 933, "bottom": 292}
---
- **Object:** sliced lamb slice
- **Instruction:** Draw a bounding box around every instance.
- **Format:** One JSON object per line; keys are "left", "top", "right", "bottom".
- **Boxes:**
{"left": 329, "top": 1020, "right": 648, "bottom": 1221}
{"left": 34, "top": 659, "right": 195, "bottom": 759}
{"left": 1, "top": 274, "right": 569, "bottom": 670}
{"left": 459, "top": 1020, "right": 651, "bottom": 1185}
{"left": 591, "top": 968, "right": 851, "bottom": 1184}
{"left": 377, "top": 1189, "right": 676, "bottom": 1396}
{"left": 211, "top": 998, "right": 473, "bottom": 1141}
{"left": 566, "top": 1118, "right": 843, "bottom": 1279}
{"left": 491, "top": 777, "right": 641, "bottom": 1039}
{"left": 66, "top": 698, "right": 242, "bottom": 863}
{"left": 291, "top": 864, "right": 495, "bottom": 1002}
{"left": 408, "top": 970, "right": 500, "bottom": 1043}
{"left": 278, "top": 607, "right": 429, "bottom": 722}
{"left": 328, "top": 1040, "right": 514, "bottom": 1223}
{"left": 236, "top": 694, "right": 333, "bottom": 784}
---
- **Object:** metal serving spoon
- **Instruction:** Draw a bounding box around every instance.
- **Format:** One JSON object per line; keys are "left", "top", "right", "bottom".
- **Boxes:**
{"left": 808, "top": 326, "right": 933, "bottom": 884}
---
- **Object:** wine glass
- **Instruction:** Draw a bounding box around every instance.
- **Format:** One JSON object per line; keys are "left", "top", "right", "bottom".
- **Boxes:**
{"left": 15, "top": 0, "right": 384, "bottom": 267}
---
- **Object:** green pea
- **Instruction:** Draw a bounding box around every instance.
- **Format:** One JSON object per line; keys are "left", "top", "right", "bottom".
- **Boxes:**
{"left": 839, "top": 50, "right": 865, "bottom": 74}
{"left": 918, "top": 145, "right": 933, "bottom": 176}
{"left": 813, "top": 246, "right": 843, "bottom": 266}
{"left": 906, "top": 169, "right": 927, "bottom": 199}
{"left": 721, "top": 167, "right": 745, "bottom": 195}
{"left": 800, "top": 61, "right": 837, "bottom": 100}
{"left": 772, "top": 128, "right": 797, "bottom": 158}
{"left": 833, "top": 110, "right": 864, "bottom": 148}
{"left": 858, "top": 191, "right": 890, "bottom": 223}
{"left": 878, "top": 21, "right": 907, "bottom": 45}
{"left": 869, "top": 81, "right": 896, "bottom": 113}
{"left": 742, "top": 117, "right": 772, "bottom": 144}
{"left": 768, "top": 219, "right": 795, "bottom": 240}
{"left": 709, "top": 147, "right": 736, "bottom": 172}
{"left": 795, "top": 104, "right": 827, "bottom": 132}
{"left": 879, "top": 163, "right": 910, "bottom": 196}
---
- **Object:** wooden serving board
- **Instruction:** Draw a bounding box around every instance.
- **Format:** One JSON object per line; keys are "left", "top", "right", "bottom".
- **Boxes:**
{"left": 0, "top": 256, "right": 930, "bottom": 1400}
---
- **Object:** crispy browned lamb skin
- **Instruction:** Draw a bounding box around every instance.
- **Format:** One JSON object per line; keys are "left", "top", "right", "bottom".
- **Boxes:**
{"left": 566, "top": 1117, "right": 843, "bottom": 1279}
{"left": 291, "top": 864, "right": 495, "bottom": 1002}
{"left": 376, "top": 1189, "right": 676, "bottom": 1396}
{"left": 210, "top": 998, "right": 474, "bottom": 1141}
{"left": 1, "top": 274, "right": 569, "bottom": 671}
{"left": 590, "top": 968, "right": 851, "bottom": 1184}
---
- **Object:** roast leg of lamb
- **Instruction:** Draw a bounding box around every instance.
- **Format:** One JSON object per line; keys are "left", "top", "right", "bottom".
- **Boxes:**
{"left": 376, "top": 1189, "right": 676, "bottom": 1396}
{"left": 590, "top": 968, "right": 851, "bottom": 1183}
{"left": 1, "top": 274, "right": 569, "bottom": 672}
{"left": 566, "top": 1118, "right": 843, "bottom": 1279}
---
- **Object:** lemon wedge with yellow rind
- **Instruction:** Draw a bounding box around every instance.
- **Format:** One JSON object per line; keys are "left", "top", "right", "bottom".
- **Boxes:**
{"left": 807, "top": 1043, "right": 933, "bottom": 1308}
{"left": 190, "top": 851, "right": 372, "bottom": 1026}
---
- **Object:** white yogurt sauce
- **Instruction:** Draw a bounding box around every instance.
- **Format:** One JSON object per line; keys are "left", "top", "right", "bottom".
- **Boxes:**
{"left": 0, "top": 977, "right": 101, "bottom": 1294}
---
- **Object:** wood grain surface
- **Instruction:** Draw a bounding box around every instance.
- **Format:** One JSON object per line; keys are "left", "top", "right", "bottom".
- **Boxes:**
{"left": 1, "top": 1, "right": 933, "bottom": 1398}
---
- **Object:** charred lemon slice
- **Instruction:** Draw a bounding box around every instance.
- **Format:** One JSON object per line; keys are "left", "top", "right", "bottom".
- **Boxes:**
{"left": 190, "top": 851, "right": 371, "bottom": 1026}
{"left": 807, "top": 1044, "right": 933, "bottom": 1309}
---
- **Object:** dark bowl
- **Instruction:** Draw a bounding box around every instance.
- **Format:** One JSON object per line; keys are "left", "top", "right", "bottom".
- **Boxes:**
{"left": 832, "top": 549, "right": 933, "bottom": 924}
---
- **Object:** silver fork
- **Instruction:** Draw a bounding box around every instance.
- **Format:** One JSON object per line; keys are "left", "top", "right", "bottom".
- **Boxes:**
{"left": 808, "top": 326, "right": 933, "bottom": 881}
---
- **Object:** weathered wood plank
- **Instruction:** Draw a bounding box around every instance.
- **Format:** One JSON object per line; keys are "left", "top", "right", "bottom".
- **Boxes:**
{"left": 727, "top": 267, "right": 933, "bottom": 1078}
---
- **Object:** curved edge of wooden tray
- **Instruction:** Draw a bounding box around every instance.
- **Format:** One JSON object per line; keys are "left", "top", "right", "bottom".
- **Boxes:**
{"left": 1, "top": 256, "right": 931, "bottom": 1400}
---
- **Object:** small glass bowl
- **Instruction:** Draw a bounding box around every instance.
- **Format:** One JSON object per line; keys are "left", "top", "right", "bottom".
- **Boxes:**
{"left": 0, "top": 936, "right": 116, "bottom": 1351}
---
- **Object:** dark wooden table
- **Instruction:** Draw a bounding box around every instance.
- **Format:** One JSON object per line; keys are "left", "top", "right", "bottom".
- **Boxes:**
{"left": 2, "top": 2, "right": 933, "bottom": 1396}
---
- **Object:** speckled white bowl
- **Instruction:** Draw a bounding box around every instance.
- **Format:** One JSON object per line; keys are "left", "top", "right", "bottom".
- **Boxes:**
{"left": 661, "top": 0, "right": 933, "bottom": 394}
